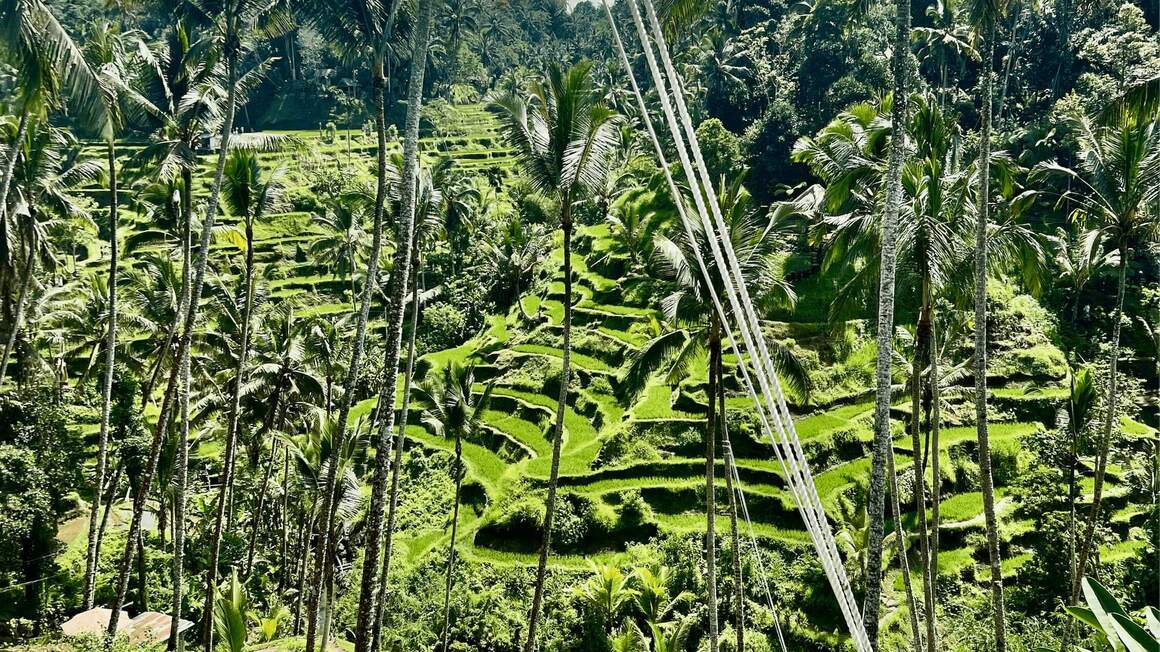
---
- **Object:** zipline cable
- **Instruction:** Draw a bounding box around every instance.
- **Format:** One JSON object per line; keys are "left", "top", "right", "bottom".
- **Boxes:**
{"left": 603, "top": 1, "right": 872, "bottom": 648}
{"left": 634, "top": 4, "right": 862, "bottom": 630}
{"left": 722, "top": 432, "right": 789, "bottom": 652}
{"left": 622, "top": 6, "right": 868, "bottom": 646}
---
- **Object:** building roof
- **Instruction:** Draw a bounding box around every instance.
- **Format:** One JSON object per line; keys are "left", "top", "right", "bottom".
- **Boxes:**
{"left": 61, "top": 608, "right": 194, "bottom": 645}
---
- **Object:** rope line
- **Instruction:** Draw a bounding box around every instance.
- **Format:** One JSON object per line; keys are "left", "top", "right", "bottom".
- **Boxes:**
{"left": 601, "top": 2, "right": 872, "bottom": 649}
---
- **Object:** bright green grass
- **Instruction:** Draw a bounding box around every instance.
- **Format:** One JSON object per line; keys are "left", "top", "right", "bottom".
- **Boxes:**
{"left": 482, "top": 410, "right": 550, "bottom": 457}
{"left": 630, "top": 384, "right": 700, "bottom": 420}
{"left": 510, "top": 344, "right": 615, "bottom": 373}
{"left": 654, "top": 512, "right": 811, "bottom": 545}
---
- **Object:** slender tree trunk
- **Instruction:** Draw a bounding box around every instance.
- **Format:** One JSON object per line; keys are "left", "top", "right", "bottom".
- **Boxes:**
{"left": 136, "top": 526, "right": 148, "bottom": 612}
{"left": 0, "top": 107, "right": 29, "bottom": 381}
{"left": 370, "top": 250, "right": 423, "bottom": 652}
{"left": 864, "top": 0, "right": 911, "bottom": 645}
{"left": 83, "top": 140, "right": 119, "bottom": 609}
{"left": 353, "top": 3, "right": 434, "bottom": 645}
{"left": 888, "top": 446, "right": 923, "bottom": 651}
{"left": 203, "top": 214, "right": 256, "bottom": 650}
{"left": 0, "top": 235, "right": 35, "bottom": 386}
{"left": 304, "top": 54, "right": 394, "bottom": 652}
{"left": 705, "top": 325, "right": 721, "bottom": 650}
{"left": 995, "top": 3, "right": 1024, "bottom": 133}
{"left": 141, "top": 317, "right": 179, "bottom": 409}
{"left": 109, "top": 44, "right": 239, "bottom": 640}
{"left": 440, "top": 434, "right": 464, "bottom": 652}
{"left": 280, "top": 449, "right": 291, "bottom": 590}
{"left": 928, "top": 316, "right": 941, "bottom": 652}
{"left": 1070, "top": 248, "right": 1129, "bottom": 600}
{"left": 912, "top": 292, "right": 935, "bottom": 652}
{"left": 524, "top": 199, "right": 574, "bottom": 652}
{"left": 974, "top": 24, "right": 1008, "bottom": 651}
{"left": 97, "top": 460, "right": 124, "bottom": 552}
{"left": 720, "top": 358, "right": 743, "bottom": 652}
{"left": 294, "top": 513, "right": 315, "bottom": 635}
{"left": 246, "top": 440, "right": 281, "bottom": 575}
{"left": 0, "top": 107, "right": 27, "bottom": 232}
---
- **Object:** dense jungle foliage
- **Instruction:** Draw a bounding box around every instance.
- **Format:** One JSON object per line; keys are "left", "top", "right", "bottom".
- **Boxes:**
{"left": 0, "top": 0, "right": 1157, "bottom": 650}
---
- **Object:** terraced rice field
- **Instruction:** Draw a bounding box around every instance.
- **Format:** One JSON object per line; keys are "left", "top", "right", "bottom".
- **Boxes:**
{"left": 76, "top": 102, "right": 1156, "bottom": 600}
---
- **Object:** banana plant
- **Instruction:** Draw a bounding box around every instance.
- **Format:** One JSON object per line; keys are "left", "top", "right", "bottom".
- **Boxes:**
{"left": 1038, "top": 577, "right": 1160, "bottom": 652}
{"left": 213, "top": 570, "right": 250, "bottom": 652}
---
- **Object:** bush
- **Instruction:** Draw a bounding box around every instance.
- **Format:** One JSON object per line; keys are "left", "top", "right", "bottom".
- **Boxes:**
{"left": 418, "top": 302, "right": 468, "bottom": 354}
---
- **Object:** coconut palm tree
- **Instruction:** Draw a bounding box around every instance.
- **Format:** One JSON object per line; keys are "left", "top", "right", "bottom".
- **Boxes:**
{"left": 414, "top": 362, "right": 492, "bottom": 652}
{"left": 368, "top": 156, "right": 456, "bottom": 652}
{"left": 966, "top": 0, "right": 1010, "bottom": 644}
{"left": 479, "top": 212, "right": 553, "bottom": 309}
{"left": 310, "top": 196, "right": 371, "bottom": 306}
{"left": 863, "top": 0, "right": 912, "bottom": 643}
{"left": 293, "top": 0, "right": 405, "bottom": 643}
{"left": 350, "top": 2, "right": 437, "bottom": 649}
{"left": 104, "top": 21, "right": 227, "bottom": 639}
{"left": 0, "top": 0, "right": 107, "bottom": 276}
{"left": 489, "top": 61, "right": 621, "bottom": 650}
{"left": 1031, "top": 107, "right": 1160, "bottom": 610}
{"left": 1, "top": 119, "right": 102, "bottom": 385}
{"left": 203, "top": 149, "right": 287, "bottom": 648}
{"left": 1051, "top": 226, "right": 1119, "bottom": 325}
{"left": 80, "top": 22, "right": 143, "bottom": 610}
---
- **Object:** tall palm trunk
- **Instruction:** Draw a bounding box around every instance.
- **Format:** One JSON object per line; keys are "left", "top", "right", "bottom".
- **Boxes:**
{"left": 888, "top": 446, "right": 923, "bottom": 650}
{"left": 974, "top": 23, "right": 1008, "bottom": 652}
{"left": 304, "top": 55, "right": 392, "bottom": 652}
{"left": 246, "top": 439, "right": 281, "bottom": 574}
{"left": 369, "top": 249, "right": 423, "bottom": 652}
{"left": 928, "top": 317, "right": 942, "bottom": 652}
{"left": 0, "top": 233, "right": 34, "bottom": 386}
{"left": 0, "top": 107, "right": 27, "bottom": 225}
{"left": 203, "top": 213, "right": 256, "bottom": 649}
{"left": 704, "top": 323, "right": 721, "bottom": 650}
{"left": 83, "top": 140, "right": 120, "bottom": 609}
{"left": 1070, "top": 247, "right": 1130, "bottom": 600}
{"left": 719, "top": 356, "right": 743, "bottom": 652}
{"left": 108, "top": 46, "right": 240, "bottom": 640}
{"left": 0, "top": 108, "right": 30, "bottom": 386}
{"left": 863, "top": 0, "right": 911, "bottom": 645}
{"left": 354, "top": 3, "right": 434, "bottom": 646}
{"left": 524, "top": 197, "right": 574, "bottom": 652}
{"left": 440, "top": 433, "right": 464, "bottom": 652}
{"left": 912, "top": 290, "right": 935, "bottom": 651}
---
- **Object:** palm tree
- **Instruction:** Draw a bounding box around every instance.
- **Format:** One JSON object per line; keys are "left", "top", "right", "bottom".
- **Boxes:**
{"left": 575, "top": 561, "right": 638, "bottom": 638}
{"left": 479, "top": 212, "right": 553, "bottom": 309}
{"left": 81, "top": 22, "right": 141, "bottom": 609}
{"left": 1, "top": 119, "right": 102, "bottom": 386}
{"left": 966, "top": 0, "right": 1013, "bottom": 645}
{"left": 796, "top": 94, "right": 1041, "bottom": 648}
{"left": 414, "top": 362, "right": 493, "bottom": 652}
{"left": 350, "top": 2, "right": 437, "bottom": 649}
{"left": 1031, "top": 107, "right": 1160, "bottom": 610}
{"left": 0, "top": 0, "right": 107, "bottom": 281}
{"left": 1062, "top": 366, "right": 1097, "bottom": 596}
{"left": 1052, "top": 226, "right": 1119, "bottom": 325}
{"left": 489, "top": 61, "right": 621, "bottom": 651}
{"left": 203, "top": 149, "right": 286, "bottom": 649}
{"left": 863, "top": 0, "right": 913, "bottom": 641}
{"left": 368, "top": 156, "right": 455, "bottom": 652}
{"left": 104, "top": 20, "right": 227, "bottom": 639}
{"left": 295, "top": 0, "right": 408, "bottom": 641}
{"left": 601, "top": 187, "right": 668, "bottom": 275}
{"left": 310, "top": 196, "right": 370, "bottom": 306}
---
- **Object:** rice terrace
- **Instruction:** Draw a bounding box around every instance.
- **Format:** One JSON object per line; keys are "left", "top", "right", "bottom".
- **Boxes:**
{"left": 0, "top": 0, "right": 1157, "bottom": 650}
